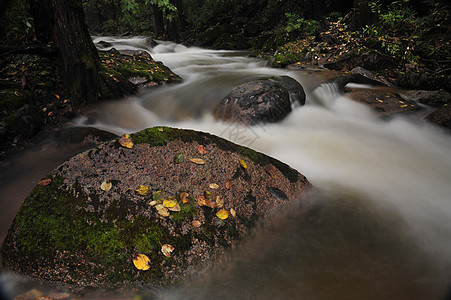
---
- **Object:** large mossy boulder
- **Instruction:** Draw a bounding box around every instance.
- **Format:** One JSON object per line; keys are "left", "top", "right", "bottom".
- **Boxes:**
{"left": 1, "top": 127, "right": 312, "bottom": 290}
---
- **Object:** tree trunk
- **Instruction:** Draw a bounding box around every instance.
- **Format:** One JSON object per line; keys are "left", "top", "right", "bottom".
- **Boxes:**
{"left": 152, "top": 4, "right": 164, "bottom": 38}
{"left": 51, "top": 0, "right": 102, "bottom": 106}
{"left": 166, "top": 0, "right": 180, "bottom": 42}
{"left": 175, "top": 0, "right": 188, "bottom": 30}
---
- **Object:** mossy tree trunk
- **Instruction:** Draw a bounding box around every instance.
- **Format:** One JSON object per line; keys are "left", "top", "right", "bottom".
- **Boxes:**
{"left": 27, "top": 0, "right": 130, "bottom": 107}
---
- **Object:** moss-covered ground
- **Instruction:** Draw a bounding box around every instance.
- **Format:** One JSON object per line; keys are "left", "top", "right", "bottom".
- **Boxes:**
{"left": 0, "top": 50, "right": 181, "bottom": 158}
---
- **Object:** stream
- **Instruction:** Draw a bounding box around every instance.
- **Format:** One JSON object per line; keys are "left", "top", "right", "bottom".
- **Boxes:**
{"left": 1, "top": 37, "right": 451, "bottom": 299}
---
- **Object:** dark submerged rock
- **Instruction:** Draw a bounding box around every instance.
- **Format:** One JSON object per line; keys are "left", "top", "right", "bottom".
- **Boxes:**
{"left": 1, "top": 127, "right": 312, "bottom": 290}
{"left": 426, "top": 105, "right": 451, "bottom": 130}
{"left": 215, "top": 76, "right": 305, "bottom": 125}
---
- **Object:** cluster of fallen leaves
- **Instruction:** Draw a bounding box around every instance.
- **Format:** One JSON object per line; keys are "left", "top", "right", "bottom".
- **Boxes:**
{"left": 37, "top": 132, "right": 251, "bottom": 273}
{"left": 112, "top": 133, "right": 250, "bottom": 271}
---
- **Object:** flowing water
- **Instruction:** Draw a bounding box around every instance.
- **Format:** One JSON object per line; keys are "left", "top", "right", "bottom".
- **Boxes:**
{"left": 1, "top": 37, "right": 451, "bottom": 299}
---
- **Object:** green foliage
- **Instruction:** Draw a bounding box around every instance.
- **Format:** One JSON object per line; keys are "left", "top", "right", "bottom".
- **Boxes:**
{"left": 361, "top": 0, "right": 451, "bottom": 63}
{"left": 0, "top": 0, "right": 35, "bottom": 45}
{"left": 285, "top": 13, "right": 318, "bottom": 36}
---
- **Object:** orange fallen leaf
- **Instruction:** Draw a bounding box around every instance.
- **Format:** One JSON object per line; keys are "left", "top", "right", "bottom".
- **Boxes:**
{"left": 38, "top": 179, "right": 52, "bottom": 186}
{"left": 197, "top": 195, "right": 207, "bottom": 206}
{"left": 161, "top": 244, "right": 175, "bottom": 257}
{"left": 133, "top": 254, "right": 150, "bottom": 270}
{"left": 190, "top": 158, "right": 205, "bottom": 165}
{"left": 180, "top": 192, "right": 189, "bottom": 203}
{"left": 197, "top": 145, "right": 208, "bottom": 155}
{"left": 225, "top": 179, "right": 232, "bottom": 190}
{"left": 119, "top": 134, "right": 134, "bottom": 149}
{"left": 192, "top": 220, "right": 202, "bottom": 228}
{"left": 216, "top": 209, "right": 229, "bottom": 220}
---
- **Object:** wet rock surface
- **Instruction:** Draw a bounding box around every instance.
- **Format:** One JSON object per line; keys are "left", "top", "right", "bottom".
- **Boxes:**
{"left": 344, "top": 88, "right": 422, "bottom": 116}
{"left": 1, "top": 127, "right": 312, "bottom": 290}
{"left": 215, "top": 76, "right": 305, "bottom": 125}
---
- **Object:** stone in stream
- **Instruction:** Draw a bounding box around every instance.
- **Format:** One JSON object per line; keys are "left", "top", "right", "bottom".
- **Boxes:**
{"left": 215, "top": 76, "right": 305, "bottom": 125}
{"left": 1, "top": 126, "right": 312, "bottom": 290}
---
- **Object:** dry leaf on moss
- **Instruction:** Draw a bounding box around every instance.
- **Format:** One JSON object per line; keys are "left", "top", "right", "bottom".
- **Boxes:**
{"left": 156, "top": 204, "right": 170, "bottom": 217}
{"left": 161, "top": 244, "right": 175, "bottom": 257}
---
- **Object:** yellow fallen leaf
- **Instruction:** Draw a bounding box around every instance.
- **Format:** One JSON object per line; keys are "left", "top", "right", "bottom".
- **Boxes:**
{"left": 100, "top": 180, "right": 112, "bottom": 191}
{"left": 133, "top": 254, "right": 150, "bottom": 270}
{"left": 155, "top": 204, "right": 170, "bottom": 217}
{"left": 240, "top": 159, "right": 247, "bottom": 169}
{"left": 216, "top": 209, "right": 229, "bottom": 220}
{"left": 161, "top": 244, "right": 175, "bottom": 257}
{"left": 119, "top": 135, "right": 134, "bottom": 149}
{"left": 209, "top": 183, "right": 219, "bottom": 189}
{"left": 135, "top": 185, "right": 150, "bottom": 196}
{"left": 190, "top": 158, "right": 205, "bottom": 165}
{"left": 230, "top": 208, "right": 236, "bottom": 217}
{"left": 157, "top": 127, "right": 164, "bottom": 132}
{"left": 163, "top": 197, "right": 177, "bottom": 208}
{"left": 192, "top": 220, "right": 202, "bottom": 228}
{"left": 197, "top": 195, "right": 207, "bottom": 206}
{"left": 149, "top": 200, "right": 157, "bottom": 206}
